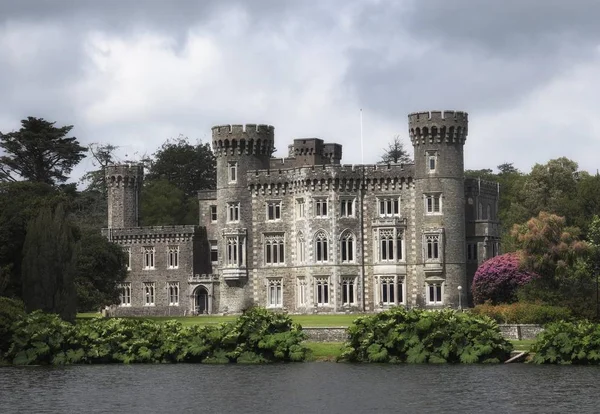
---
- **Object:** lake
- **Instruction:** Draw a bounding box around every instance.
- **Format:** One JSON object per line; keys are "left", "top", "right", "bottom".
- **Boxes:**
{"left": 0, "top": 363, "right": 597, "bottom": 413}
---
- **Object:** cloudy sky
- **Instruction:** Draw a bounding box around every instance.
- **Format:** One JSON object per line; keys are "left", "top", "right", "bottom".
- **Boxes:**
{"left": 2, "top": 0, "right": 600, "bottom": 182}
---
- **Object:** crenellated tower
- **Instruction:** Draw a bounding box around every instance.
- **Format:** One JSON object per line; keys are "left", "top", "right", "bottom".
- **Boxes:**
{"left": 106, "top": 164, "right": 144, "bottom": 229}
{"left": 409, "top": 111, "right": 468, "bottom": 307}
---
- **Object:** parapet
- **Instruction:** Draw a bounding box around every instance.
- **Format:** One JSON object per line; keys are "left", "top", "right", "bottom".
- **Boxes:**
{"left": 102, "top": 225, "right": 203, "bottom": 242}
{"left": 408, "top": 110, "right": 468, "bottom": 145}
{"left": 212, "top": 124, "right": 275, "bottom": 157}
{"left": 106, "top": 164, "right": 144, "bottom": 187}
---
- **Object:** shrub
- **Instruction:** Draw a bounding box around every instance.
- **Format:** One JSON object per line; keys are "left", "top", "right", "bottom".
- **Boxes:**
{"left": 470, "top": 302, "right": 572, "bottom": 325}
{"left": 0, "top": 297, "right": 26, "bottom": 356}
{"left": 340, "top": 307, "right": 512, "bottom": 363}
{"left": 531, "top": 321, "right": 600, "bottom": 364}
{"left": 472, "top": 253, "right": 538, "bottom": 304}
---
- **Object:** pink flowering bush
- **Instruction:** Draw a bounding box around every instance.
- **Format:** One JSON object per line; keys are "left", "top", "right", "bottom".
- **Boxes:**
{"left": 472, "top": 253, "right": 538, "bottom": 304}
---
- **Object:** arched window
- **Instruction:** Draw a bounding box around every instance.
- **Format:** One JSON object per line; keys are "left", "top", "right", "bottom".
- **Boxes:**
{"left": 340, "top": 232, "right": 355, "bottom": 263}
{"left": 486, "top": 204, "right": 492, "bottom": 221}
{"left": 315, "top": 230, "right": 329, "bottom": 263}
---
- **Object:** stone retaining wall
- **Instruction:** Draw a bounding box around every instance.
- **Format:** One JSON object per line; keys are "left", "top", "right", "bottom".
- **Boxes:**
{"left": 498, "top": 324, "right": 544, "bottom": 340}
{"left": 303, "top": 327, "right": 348, "bottom": 342}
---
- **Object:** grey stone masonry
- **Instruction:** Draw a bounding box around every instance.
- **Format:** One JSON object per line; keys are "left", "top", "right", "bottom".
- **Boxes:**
{"left": 104, "top": 111, "right": 500, "bottom": 315}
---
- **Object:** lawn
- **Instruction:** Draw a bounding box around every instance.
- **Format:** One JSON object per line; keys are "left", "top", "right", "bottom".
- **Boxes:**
{"left": 305, "top": 342, "right": 346, "bottom": 361}
{"left": 510, "top": 339, "right": 536, "bottom": 352}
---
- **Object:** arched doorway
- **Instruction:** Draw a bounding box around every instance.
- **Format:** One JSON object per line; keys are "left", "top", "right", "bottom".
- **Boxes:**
{"left": 194, "top": 286, "right": 209, "bottom": 314}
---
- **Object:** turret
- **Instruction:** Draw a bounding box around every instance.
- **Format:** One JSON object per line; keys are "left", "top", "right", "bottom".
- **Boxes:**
{"left": 409, "top": 111, "right": 468, "bottom": 308}
{"left": 106, "top": 164, "right": 144, "bottom": 228}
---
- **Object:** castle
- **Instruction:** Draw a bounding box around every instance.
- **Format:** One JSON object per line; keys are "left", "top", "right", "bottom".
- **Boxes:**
{"left": 103, "top": 110, "right": 500, "bottom": 316}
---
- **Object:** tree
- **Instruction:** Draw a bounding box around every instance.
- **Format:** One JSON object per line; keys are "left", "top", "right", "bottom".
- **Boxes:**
{"left": 79, "top": 143, "right": 118, "bottom": 194}
{"left": 0, "top": 117, "right": 87, "bottom": 185}
{"left": 140, "top": 179, "right": 196, "bottom": 226}
{"left": 146, "top": 136, "right": 216, "bottom": 197}
{"left": 21, "top": 204, "right": 77, "bottom": 321}
{"left": 471, "top": 253, "right": 538, "bottom": 304}
{"left": 379, "top": 135, "right": 412, "bottom": 164}
{"left": 75, "top": 229, "right": 128, "bottom": 311}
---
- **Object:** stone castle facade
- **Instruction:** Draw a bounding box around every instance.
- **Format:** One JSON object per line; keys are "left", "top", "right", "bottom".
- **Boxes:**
{"left": 104, "top": 110, "right": 500, "bottom": 316}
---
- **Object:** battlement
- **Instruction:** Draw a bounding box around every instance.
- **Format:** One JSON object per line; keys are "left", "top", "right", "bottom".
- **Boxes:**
{"left": 212, "top": 124, "right": 275, "bottom": 157}
{"left": 465, "top": 177, "right": 499, "bottom": 197}
{"left": 106, "top": 164, "right": 144, "bottom": 187}
{"left": 408, "top": 110, "right": 468, "bottom": 146}
{"left": 102, "top": 225, "right": 203, "bottom": 242}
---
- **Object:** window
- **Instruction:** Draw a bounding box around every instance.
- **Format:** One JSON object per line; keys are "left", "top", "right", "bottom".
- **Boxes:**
{"left": 119, "top": 283, "right": 131, "bottom": 306}
{"left": 425, "top": 234, "right": 440, "bottom": 260}
{"left": 168, "top": 246, "right": 179, "bottom": 269}
{"left": 341, "top": 277, "right": 356, "bottom": 305}
{"left": 492, "top": 242, "right": 499, "bottom": 257}
{"left": 378, "top": 197, "right": 400, "bottom": 217}
{"left": 210, "top": 240, "right": 218, "bottom": 263}
{"left": 427, "top": 151, "right": 437, "bottom": 173}
{"left": 227, "top": 202, "right": 240, "bottom": 222}
{"left": 340, "top": 198, "right": 355, "bottom": 217}
{"left": 143, "top": 247, "right": 155, "bottom": 270}
{"left": 168, "top": 282, "right": 179, "bottom": 306}
{"left": 297, "top": 232, "right": 306, "bottom": 264}
{"left": 315, "top": 277, "right": 329, "bottom": 306}
{"left": 228, "top": 162, "right": 237, "bottom": 182}
{"left": 427, "top": 282, "right": 443, "bottom": 305}
{"left": 315, "top": 198, "right": 328, "bottom": 217}
{"left": 378, "top": 228, "right": 404, "bottom": 262}
{"left": 296, "top": 198, "right": 305, "bottom": 219}
{"left": 143, "top": 282, "right": 155, "bottom": 306}
{"left": 487, "top": 204, "right": 492, "bottom": 221}
{"left": 264, "top": 233, "right": 285, "bottom": 265}
{"left": 315, "top": 231, "right": 329, "bottom": 263}
{"left": 123, "top": 247, "right": 131, "bottom": 270}
{"left": 467, "top": 243, "right": 478, "bottom": 262}
{"left": 268, "top": 278, "right": 282, "bottom": 307}
{"left": 267, "top": 201, "right": 282, "bottom": 221}
{"left": 210, "top": 205, "right": 217, "bottom": 222}
{"left": 340, "top": 232, "right": 355, "bottom": 263}
{"left": 226, "top": 235, "right": 246, "bottom": 267}
{"left": 425, "top": 194, "right": 442, "bottom": 214}
{"left": 297, "top": 277, "right": 307, "bottom": 306}
{"left": 380, "top": 277, "right": 395, "bottom": 305}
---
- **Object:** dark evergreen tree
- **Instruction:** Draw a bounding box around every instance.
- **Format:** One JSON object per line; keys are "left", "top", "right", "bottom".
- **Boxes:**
{"left": 379, "top": 135, "right": 412, "bottom": 164}
{"left": 21, "top": 204, "right": 77, "bottom": 321}
{"left": 0, "top": 117, "right": 87, "bottom": 185}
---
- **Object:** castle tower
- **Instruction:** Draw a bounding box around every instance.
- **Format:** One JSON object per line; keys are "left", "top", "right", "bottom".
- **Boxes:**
{"left": 106, "top": 164, "right": 144, "bottom": 229}
{"left": 211, "top": 125, "right": 274, "bottom": 308}
{"left": 409, "top": 111, "right": 468, "bottom": 308}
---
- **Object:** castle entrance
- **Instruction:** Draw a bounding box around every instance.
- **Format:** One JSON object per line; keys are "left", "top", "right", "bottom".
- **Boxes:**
{"left": 194, "top": 286, "right": 209, "bottom": 314}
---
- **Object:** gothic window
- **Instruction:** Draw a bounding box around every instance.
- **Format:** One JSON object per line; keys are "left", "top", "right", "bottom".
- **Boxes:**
{"left": 227, "top": 202, "right": 240, "bottom": 222}
{"left": 340, "top": 232, "right": 355, "bottom": 263}
{"left": 225, "top": 235, "right": 246, "bottom": 267}
{"left": 210, "top": 205, "right": 217, "bottom": 222}
{"left": 168, "top": 282, "right": 179, "bottom": 306}
{"left": 378, "top": 197, "right": 400, "bottom": 217}
{"left": 315, "top": 277, "right": 329, "bottom": 306}
{"left": 487, "top": 204, "right": 492, "bottom": 221}
{"left": 425, "top": 194, "right": 442, "bottom": 214}
{"left": 315, "top": 231, "right": 329, "bottom": 263}
{"left": 427, "top": 151, "right": 437, "bottom": 173}
{"left": 228, "top": 162, "right": 237, "bottom": 183}
{"left": 378, "top": 229, "right": 404, "bottom": 262}
{"left": 210, "top": 240, "right": 218, "bottom": 263}
{"left": 427, "top": 282, "right": 443, "bottom": 305}
{"left": 380, "top": 276, "right": 397, "bottom": 305}
{"left": 478, "top": 202, "right": 483, "bottom": 220}
{"left": 143, "top": 247, "right": 155, "bottom": 270}
{"left": 467, "top": 243, "right": 478, "bottom": 262}
{"left": 143, "top": 282, "right": 155, "bottom": 306}
{"left": 425, "top": 234, "right": 440, "bottom": 260}
{"left": 315, "top": 198, "right": 328, "bottom": 217}
{"left": 296, "top": 198, "right": 305, "bottom": 219}
{"left": 119, "top": 283, "right": 131, "bottom": 306}
{"left": 268, "top": 278, "right": 283, "bottom": 307}
{"left": 297, "top": 232, "right": 306, "bottom": 264}
{"left": 340, "top": 198, "right": 355, "bottom": 217}
{"left": 264, "top": 233, "right": 285, "bottom": 265}
{"left": 297, "top": 277, "right": 307, "bottom": 306}
{"left": 168, "top": 246, "right": 179, "bottom": 269}
{"left": 123, "top": 247, "right": 131, "bottom": 270}
{"left": 267, "top": 201, "right": 282, "bottom": 221}
{"left": 341, "top": 277, "right": 356, "bottom": 305}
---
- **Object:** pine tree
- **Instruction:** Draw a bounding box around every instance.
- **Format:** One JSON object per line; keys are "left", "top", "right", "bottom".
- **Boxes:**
{"left": 21, "top": 204, "right": 77, "bottom": 321}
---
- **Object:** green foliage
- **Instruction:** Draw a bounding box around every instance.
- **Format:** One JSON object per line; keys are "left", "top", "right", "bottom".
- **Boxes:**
{"left": 531, "top": 320, "right": 600, "bottom": 364}
{"left": 74, "top": 229, "right": 127, "bottom": 311}
{"left": 340, "top": 307, "right": 512, "bottom": 363}
{"left": 6, "top": 307, "right": 308, "bottom": 365}
{"left": 21, "top": 204, "right": 77, "bottom": 321}
{"left": 471, "top": 302, "right": 572, "bottom": 324}
{"left": 379, "top": 136, "right": 412, "bottom": 164}
{"left": 0, "top": 297, "right": 26, "bottom": 355}
{"left": 140, "top": 179, "right": 196, "bottom": 226}
{"left": 0, "top": 117, "right": 86, "bottom": 185}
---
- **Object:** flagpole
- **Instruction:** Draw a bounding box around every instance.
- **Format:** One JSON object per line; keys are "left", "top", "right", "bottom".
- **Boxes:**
{"left": 360, "top": 108, "right": 364, "bottom": 165}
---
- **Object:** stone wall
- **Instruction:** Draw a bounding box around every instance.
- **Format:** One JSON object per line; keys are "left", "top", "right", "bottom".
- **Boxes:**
{"left": 303, "top": 327, "right": 348, "bottom": 342}
{"left": 499, "top": 324, "right": 545, "bottom": 340}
